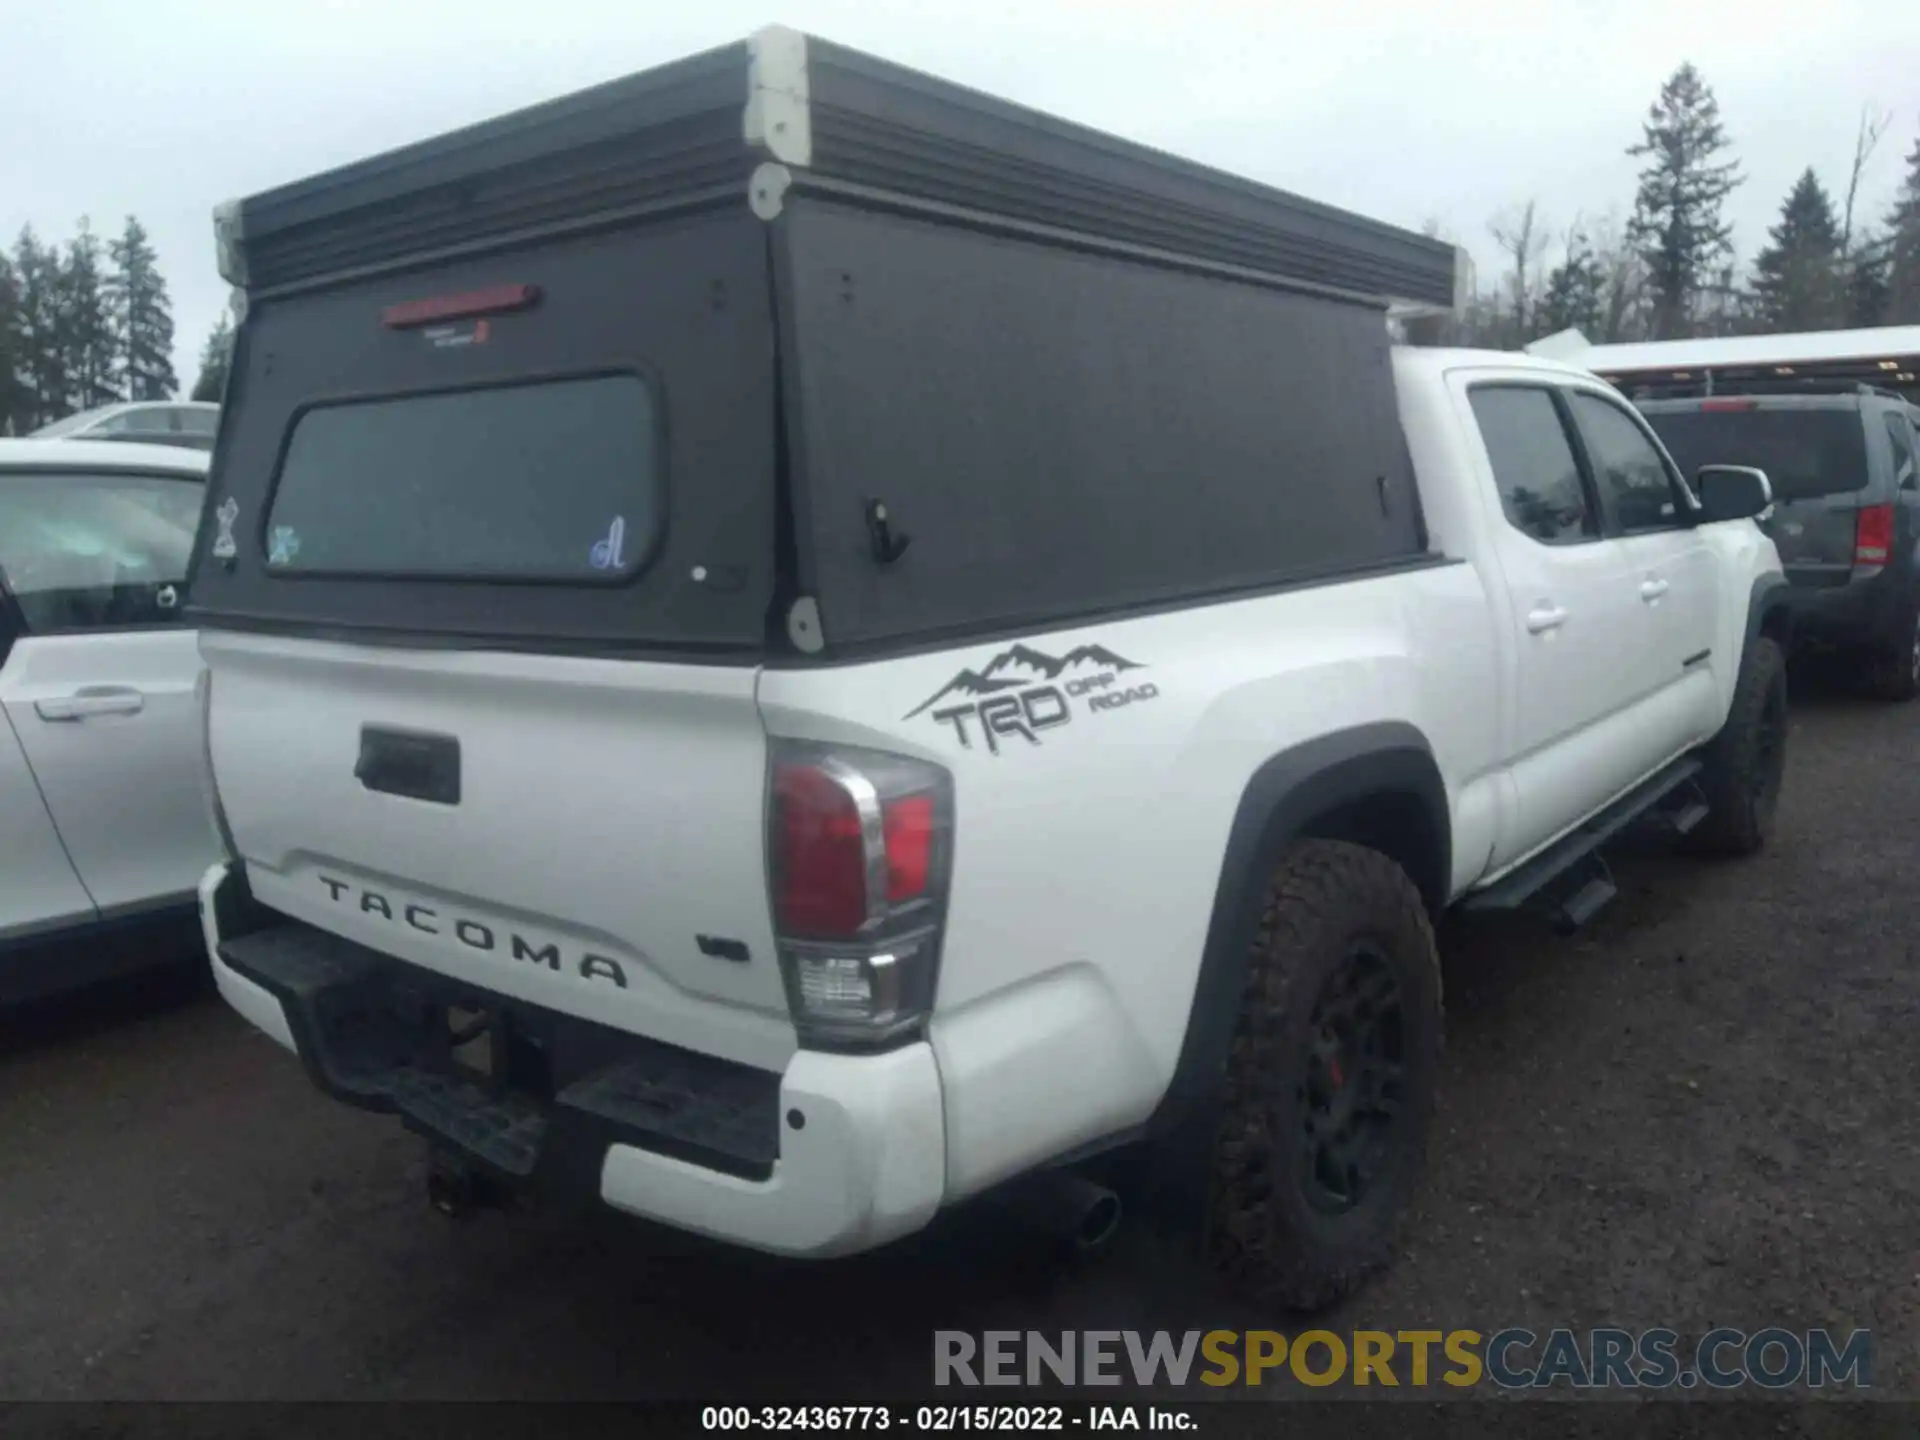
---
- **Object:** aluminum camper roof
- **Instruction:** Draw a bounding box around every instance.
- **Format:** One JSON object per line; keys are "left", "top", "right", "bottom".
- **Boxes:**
{"left": 217, "top": 26, "right": 1462, "bottom": 313}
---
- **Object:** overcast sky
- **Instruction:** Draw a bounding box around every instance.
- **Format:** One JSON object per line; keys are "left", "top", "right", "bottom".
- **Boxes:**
{"left": 5, "top": 0, "right": 1917, "bottom": 395}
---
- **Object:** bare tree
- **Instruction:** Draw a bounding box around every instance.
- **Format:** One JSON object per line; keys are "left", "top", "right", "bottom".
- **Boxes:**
{"left": 1840, "top": 104, "right": 1893, "bottom": 260}
{"left": 1489, "top": 200, "right": 1551, "bottom": 343}
{"left": 1700, "top": 261, "right": 1750, "bottom": 336}
{"left": 1588, "top": 210, "right": 1649, "bottom": 343}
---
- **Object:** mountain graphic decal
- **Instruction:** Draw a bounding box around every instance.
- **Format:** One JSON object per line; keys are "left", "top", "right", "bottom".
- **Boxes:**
{"left": 905, "top": 643, "right": 1145, "bottom": 719}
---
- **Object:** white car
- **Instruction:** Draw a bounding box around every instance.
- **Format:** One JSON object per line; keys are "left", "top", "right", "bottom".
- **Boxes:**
{"left": 1, "top": 439, "right": 219, "bottom": 1004}
{"left": 31, "top": 401, "right": 220, "bottom": 453}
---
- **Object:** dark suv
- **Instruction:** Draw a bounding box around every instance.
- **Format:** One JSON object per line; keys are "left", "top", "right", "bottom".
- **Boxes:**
{"left": 1640, "top": 386, "right": 1920, "bottom": 699}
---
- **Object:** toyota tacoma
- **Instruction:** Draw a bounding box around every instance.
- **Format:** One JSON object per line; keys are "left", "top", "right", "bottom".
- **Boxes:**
{"left": 188, "top": 28, "right": 1790, "bottom": 1308}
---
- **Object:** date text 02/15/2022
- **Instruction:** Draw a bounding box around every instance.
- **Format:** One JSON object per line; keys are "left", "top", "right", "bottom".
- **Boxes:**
{"left": 701, "top": 1406, "right": 1195, "bottom": 1431}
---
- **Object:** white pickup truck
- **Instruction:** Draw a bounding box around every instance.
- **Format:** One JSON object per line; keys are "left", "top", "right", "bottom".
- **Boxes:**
{"left": 188, "top": 28, "right": 1789, "bottom": 1309}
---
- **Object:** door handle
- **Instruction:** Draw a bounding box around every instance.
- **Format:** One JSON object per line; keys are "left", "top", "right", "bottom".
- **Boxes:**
{"left": 1640, "top": 578, "right": 1671, "bottom": 602}
{"left": 35, "top": 686, "right": 145, "bottom": 722}
{"left": 1525, "top": 604, "right": 1568, "bottom": 634}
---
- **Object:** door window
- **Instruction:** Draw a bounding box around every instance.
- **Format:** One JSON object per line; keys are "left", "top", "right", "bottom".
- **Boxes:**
{"left": 0, "top": 471, "right": 202, "bottom": 633}
{"left": 1467, "top": 385, "right": 1598, "bottom": 545}
{"left": 1569, "top": 391, "right": 1688, "bottom": 532}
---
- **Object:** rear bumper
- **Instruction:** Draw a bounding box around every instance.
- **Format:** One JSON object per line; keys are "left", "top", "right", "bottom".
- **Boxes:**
{"left": 198, "top": 862, "right": 946, "bottom": 1258}
{"left": 1782, "top": 569, "right": 1906, "bottom": 650}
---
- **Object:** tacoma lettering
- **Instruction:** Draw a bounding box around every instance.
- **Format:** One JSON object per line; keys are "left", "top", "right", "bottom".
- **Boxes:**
{"left": 511, "top": 935, "right": 560, "bottom": 970}
{"left": 315, "top": 876, "right": 628, "bottom": 988}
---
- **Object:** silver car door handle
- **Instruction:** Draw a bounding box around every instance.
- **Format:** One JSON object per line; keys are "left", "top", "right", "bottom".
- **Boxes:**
{"left": 1640, "top": 579, "right": 1671, "bottom": 602}
{"left": 35, "top": 687, "right": 146, "bottom": 722}
{"left": 1525, "top": 604, "right": 1568, "bottom": 634}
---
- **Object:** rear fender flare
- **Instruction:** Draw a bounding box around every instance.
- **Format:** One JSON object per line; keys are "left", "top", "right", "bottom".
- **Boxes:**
{"left": 1742, "top": 571, "right": 1791, "bottom": 667}
{"left": 1148, "top": 721, "right": 1448, "bottom": 1135}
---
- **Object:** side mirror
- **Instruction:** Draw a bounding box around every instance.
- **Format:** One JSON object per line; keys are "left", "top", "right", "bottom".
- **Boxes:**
{"left": 1696, "top": 465, "right": 1773, "bottom": 522}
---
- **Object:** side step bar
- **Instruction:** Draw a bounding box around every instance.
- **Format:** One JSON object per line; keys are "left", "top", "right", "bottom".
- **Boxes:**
{"left": 1462, "top": 757, "right": 1706, "bottom": 928}
{"left": 1555, "top": 872, "right": 1618, "bottom": 932}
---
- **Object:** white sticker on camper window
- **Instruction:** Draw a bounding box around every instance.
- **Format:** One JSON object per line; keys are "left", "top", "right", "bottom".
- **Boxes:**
{"left": 210, "top": 497, "right": 240, "bottom": 559}
{"left": 589, "top": 516, "right": 627, "bottom": 571}
{"left": 267, "top": 525, "right": 302, "bottom": 567}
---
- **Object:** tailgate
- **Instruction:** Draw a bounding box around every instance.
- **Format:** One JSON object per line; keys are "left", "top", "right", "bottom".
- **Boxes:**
{"left": 206, "top": 629, "right": 793, "bottom": 1070}
{"left": 192, "top": 208, "right": 794, "bottom": 1070}
{"left": 1764, "top": 496, "right": 1864, "bottom": 580}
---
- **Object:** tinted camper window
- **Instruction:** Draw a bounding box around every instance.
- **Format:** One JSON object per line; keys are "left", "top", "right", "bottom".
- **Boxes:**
{"left": 265, "top": 375, "right": 657, "bottom": 581}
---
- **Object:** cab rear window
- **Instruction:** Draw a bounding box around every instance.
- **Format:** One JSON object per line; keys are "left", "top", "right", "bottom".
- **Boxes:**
{"left": 1643, "top": 406, "right": 1869, "bottom": 503}
{"left": 263, "top": 374, "right": 657, "bottom": 580}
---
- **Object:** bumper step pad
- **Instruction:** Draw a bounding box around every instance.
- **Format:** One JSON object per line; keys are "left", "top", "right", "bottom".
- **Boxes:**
{"left": 558, "top": 1051, "right": 780, "bottom": 1176}
{"left": 218, "top": 919, "right": 781, "bottom": 1186}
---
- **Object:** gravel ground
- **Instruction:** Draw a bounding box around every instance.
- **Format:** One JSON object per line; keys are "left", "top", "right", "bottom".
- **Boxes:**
{"left": 2, "top": 678, "right": 1916, "bottom": 1404}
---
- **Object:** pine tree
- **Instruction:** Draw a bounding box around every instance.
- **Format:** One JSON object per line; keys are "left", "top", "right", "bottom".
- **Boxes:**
{"left": 1843, "top": 231, "right": 1893, "bottom": 328}
{"left": 106, "top": 216, "right": 177, "bottom": 400}
{"left": 0, "top": 251, "right": 26, "bottom": 435}
{"left": 191, "top": 310, "right": 234, "bottom": 403}
{"left": 1886, "top": 133, "right": 1920, "bottom": 324}
{"left": 1749, "top": 169, "right": 1844, "bottom": 332}
{"left": 13, "top": 227, "right": 70, "bottom": 427}
{"left": 57, "top": 221, "right": 119, "bottom": 411}
{"left": 1626, "top": 63, "right": 1743, "bottom": 339}
{"left": 1537, "top": 225, "right": 1607, "bottom": 337}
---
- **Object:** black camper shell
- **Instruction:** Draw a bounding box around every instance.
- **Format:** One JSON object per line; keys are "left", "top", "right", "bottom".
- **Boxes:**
{"left": 189, "top": 27, "right": 1464, "bottom": 662}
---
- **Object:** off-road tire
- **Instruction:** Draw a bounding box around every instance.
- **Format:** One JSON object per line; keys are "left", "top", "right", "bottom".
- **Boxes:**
{"left": 1863, "top": 602, "right": 1920, "bottom": 702}
{"left": 1688, "top": 636, "right": 1788, "bottom": 856}
{"left": 1206, "top": 839, "right": 1442, "bottom": 1312}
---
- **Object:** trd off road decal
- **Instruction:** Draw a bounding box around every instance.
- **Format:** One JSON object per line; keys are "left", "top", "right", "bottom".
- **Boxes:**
{"left": 904, "top": 643, "right": 1160, "bottom": 754}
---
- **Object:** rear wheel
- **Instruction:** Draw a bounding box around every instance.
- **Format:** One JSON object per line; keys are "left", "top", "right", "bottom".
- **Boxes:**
{"left": 1863, "top": 601, "right": 1920, "bottom": 702}
{"left": 1206, "top": 840, "right": 1442, "bottom": 1311}
{"left": 1689, "top": 636, "right": 1787, "bottom": 856}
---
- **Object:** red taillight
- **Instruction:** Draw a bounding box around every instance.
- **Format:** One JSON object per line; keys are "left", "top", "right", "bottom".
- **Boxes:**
{"left": 771, "top": 756, "right": 945, "bottom": 936}
{"left": 883, "top": 794, "right": 935, "bottom": 902}
{"left": 772, "top": 762, "right": 869, "bottom": 938}
{"left": 767, "top": 743, "right": 953, "bottom": 1045}
{"left": 381, "top": 283, "right": 541, "bottom": 329}
{"left": 1855, "top": 504, "right": 1895, "bottom": 566}
{"left": 1700, "top": 399, "right": 1756, "bottom": 412}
